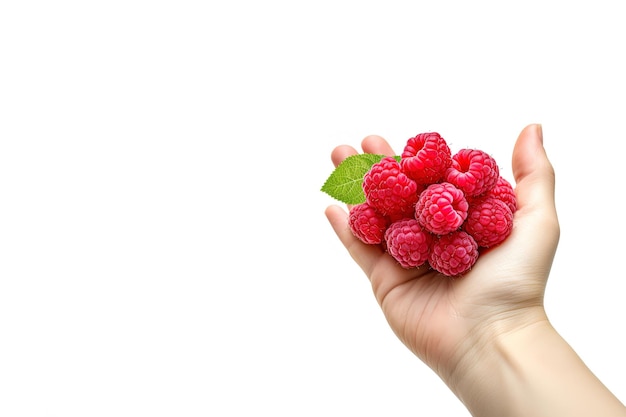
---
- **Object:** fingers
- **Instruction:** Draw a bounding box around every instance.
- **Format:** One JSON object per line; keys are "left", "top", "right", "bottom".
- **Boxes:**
{"left": 361, "top": 135, "right": 396, "bottom": 156}
{"left": 331, "top": 145, "right": 359, "bottom": 167}
{"left": 330, "top": 135, "right": 397, "bottom": 168}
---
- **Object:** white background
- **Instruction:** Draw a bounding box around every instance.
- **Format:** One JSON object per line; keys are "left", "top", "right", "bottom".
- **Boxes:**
{"left": 1, "top": 1, "right": 625, "bottom": 416}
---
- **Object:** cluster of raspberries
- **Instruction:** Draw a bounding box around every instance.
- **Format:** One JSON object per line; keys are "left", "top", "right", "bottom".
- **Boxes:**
{"left": 348, "top": 132, "right": 517, "bottom": 277}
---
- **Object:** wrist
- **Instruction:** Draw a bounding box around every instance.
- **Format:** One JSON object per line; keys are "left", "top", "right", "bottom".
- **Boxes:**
{"left": 447, "top": 310, "right": 626, "bottom": 417}
{"left": 445, "top": 306, "right": 549, "bottom": 416}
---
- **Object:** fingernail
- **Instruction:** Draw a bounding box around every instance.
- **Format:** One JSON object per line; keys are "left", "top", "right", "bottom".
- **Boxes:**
{"left": 536, "top": 123, "right": 543, "bottom": 144}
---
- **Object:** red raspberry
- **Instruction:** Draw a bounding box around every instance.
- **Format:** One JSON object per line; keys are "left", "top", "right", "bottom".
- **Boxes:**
{"left": 464, "top": 197, "right": 513, "bottom": 248}
{"left": 467, "top": 176, "right": 517, "bottom": 216}
{"left": 445, "top": 149, "right": 499, "bottom": 197}
{"left": 348, "top": 203, "right": 390, "bottom": 245}
{"left": 363, "top": 156, "right": 420, "bottom": 217}
{"left": 415, "top": 182, "right": 469, "bottom": 235}
{"left": 400, "top": 132, "right": 452, "bottom": 184}
{"left": 384, "top": 218, "right": 433, "bottom": 268}
{"left": 486, "top": 176, "right": 517, "bottom": 214}
{"left": 428, "top": 230, "right": 478, "bottom": 277}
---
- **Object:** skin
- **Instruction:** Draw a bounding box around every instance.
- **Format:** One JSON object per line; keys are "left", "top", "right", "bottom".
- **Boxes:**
{"left": 325, "top": 124, "right": 626, "bottom": 416}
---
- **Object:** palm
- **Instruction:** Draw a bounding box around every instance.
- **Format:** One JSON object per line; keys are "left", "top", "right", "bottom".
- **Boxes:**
{"left": 370, "top": 234, "right": 546, "bottom": 378}
{"left": 325, "top": 125, "right": 559, "bottom": 380}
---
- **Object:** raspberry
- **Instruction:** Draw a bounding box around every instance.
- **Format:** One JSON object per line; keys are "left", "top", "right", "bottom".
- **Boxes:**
{"left": 322, "top": 128, "right": 519, "bottom": 277}
{"left": 428, "top": 230, "right": 478, "bottom": 277}
{"left": 467, "top": 176, "right": 517, "bottom": 216}
{"left": 415, "top": 182, "right": 469, "bottom": 235}
{"left": 486, "top": 176, "right": 517, "bottom": 214}
{"left": 464, "top": 197, "right": 513, "bottom": 248}
{"left": 400, "top": 132, "right": 452, "bottom": 184}
{"left": 384, "top": 218, "right": 433, "bottom": 268}
{"left": 445, "top": 149, "right": 499, "bottom": 197}
{"left": 348, "top": 203, "right": 390, "bottom": 245}
{"left": 363, "top": 156, "right": 420, "bottom": 217}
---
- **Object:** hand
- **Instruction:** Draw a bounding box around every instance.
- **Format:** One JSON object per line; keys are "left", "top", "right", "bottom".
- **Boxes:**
{"left": 325, "top": 124, "right": 559, "bottom": 387}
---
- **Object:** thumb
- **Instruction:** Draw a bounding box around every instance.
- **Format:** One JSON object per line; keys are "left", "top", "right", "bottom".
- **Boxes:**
{"left": 510, "top": 123, "right": 560, "bottom": 263}
{"left": 512, "top": 124, "right": 557, "bottom": 217}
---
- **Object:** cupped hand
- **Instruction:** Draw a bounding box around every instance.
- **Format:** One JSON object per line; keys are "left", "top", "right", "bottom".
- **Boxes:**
{"left": 325, "top": 124, "right": 560, "bottom": 386}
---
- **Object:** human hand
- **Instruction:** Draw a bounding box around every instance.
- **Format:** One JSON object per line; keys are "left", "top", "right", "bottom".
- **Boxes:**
{"left": 325, "top": 124, "right": 559, "bottom": 388}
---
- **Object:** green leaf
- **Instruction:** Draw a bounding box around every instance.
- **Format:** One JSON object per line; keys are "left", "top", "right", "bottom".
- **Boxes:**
{"left": 321, "top": 154, "right": 400, "bottom": 204}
